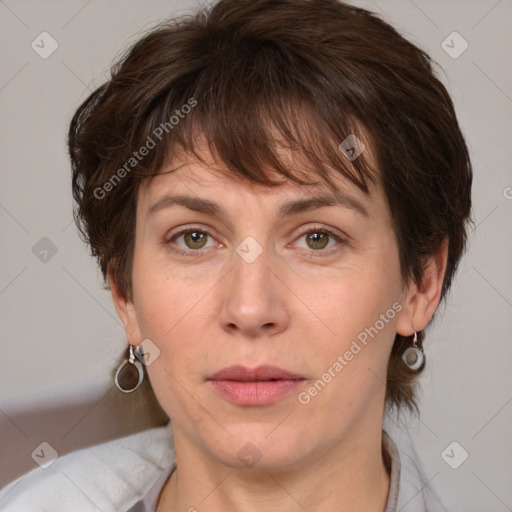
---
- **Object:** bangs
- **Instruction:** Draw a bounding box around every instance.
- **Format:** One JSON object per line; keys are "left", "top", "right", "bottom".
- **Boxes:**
{"left": 127, "top": 31, "right": 378, "bottom": 195}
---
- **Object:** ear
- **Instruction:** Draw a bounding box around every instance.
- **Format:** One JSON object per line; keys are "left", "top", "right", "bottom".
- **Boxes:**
{"left": 108, "top": 266, "right": 143, "bottom": 345}
{"left": 395, "top": 238, "right": 449, "bottom": 337}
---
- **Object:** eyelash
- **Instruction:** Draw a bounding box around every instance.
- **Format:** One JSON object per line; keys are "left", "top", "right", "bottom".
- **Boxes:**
{"left": 164, "top": 225, "right": 346, "bottom": 258}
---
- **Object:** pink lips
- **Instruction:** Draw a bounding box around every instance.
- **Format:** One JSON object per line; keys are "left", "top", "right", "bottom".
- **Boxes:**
{"left": 207, "top": 365, "right": 305, "bottom": 406}
{"left": 208, "top": 364, "right": 304, "bottom": 381}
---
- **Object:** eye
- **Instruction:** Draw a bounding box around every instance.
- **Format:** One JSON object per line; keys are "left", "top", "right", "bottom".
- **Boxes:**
{"left": 164, "top": 225, "right": 346, "bottom": 258}
{"left": 165, "top": 227, "right": 218, "bottom": 256}
{"left": 292, "top": 226, "right": 345, "bottom": 256}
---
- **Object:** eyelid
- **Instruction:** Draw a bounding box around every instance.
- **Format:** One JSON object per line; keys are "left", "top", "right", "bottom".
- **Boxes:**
{"left": 289, "top": 224, "right": 348, "bottom": 257}
{"left": 164, "top": 223, "right": 348, "bottom": 257}
{"left": 164, "top": 224, "right": 220, "bottom": 256}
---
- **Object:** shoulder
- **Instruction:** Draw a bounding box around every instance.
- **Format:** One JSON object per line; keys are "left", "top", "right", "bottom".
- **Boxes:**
{"left": 0, "top": 423, "right": 175, "bottom": 512}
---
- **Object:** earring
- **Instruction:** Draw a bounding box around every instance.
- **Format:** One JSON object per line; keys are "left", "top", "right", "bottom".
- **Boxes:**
{"left": 114, "top": 344, "right": 144, "bottom": 393}
{"left": 402, "top": 331, "right": 425, "bottom": 370}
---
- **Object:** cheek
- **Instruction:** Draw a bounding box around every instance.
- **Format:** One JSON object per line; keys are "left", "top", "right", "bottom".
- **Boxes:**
{"left": 296, "top": 280, "right": 398, "bottom": 419}
{"left": 132, "top": 263, "right": 220, "bottom": 382}
{"left": 132, "top": 241, "right": 208, "bottom": 334}
{"left": 300, "top": 266, "right": 400, "bottom": 344}
{"left": 133, "top": 271, "right": 212, "bottom": 418}
{"left": 293, "top": 253, "right": 401, "bottom": 397}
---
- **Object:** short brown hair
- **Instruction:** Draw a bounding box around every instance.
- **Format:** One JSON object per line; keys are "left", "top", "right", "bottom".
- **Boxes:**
{"left": 69, "top": 0, "right": 473, "bottom": 414}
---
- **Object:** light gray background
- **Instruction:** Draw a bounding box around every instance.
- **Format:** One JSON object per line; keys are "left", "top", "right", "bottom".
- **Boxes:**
{"left": 1, "top": 0, "right": 511, "bottom": 510}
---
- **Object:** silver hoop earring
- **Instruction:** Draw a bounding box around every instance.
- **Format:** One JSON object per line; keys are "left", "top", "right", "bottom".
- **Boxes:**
{"left": 114, "top": 344, "right": 144, "bottom": 393}
{"left": 402, "top": 332, "right": 425, "bottom": 370}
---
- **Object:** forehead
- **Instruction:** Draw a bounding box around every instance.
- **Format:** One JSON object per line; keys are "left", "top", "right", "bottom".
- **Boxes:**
{"left": 139, "top": 134, "right": 383, "bottom": 212}
{"left": 140, "top": 167, "right": 375, "bottom": 225}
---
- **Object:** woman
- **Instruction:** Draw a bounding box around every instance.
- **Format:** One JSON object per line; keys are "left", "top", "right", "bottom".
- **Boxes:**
{"left": 0, "top": 0, "right": 472, "bottom": 510}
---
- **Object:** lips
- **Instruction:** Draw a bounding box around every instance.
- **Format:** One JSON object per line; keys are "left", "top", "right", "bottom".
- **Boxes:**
{"left": 207, "top": 365, "right": 305, "bottom": 406}
{"left": 207, "top": 364, "right": 304, "bottom": 382}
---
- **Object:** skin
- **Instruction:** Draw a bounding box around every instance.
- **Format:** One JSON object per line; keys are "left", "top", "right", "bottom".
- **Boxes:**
{"left": 110, "top": 141, "right": 448, "bottom": 512}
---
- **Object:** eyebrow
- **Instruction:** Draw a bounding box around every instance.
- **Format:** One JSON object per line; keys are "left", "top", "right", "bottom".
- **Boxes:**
{"left": 148, "top": 192, "right": 369, "bottom": 220}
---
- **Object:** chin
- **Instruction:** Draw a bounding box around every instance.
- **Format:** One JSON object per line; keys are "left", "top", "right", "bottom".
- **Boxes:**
{"left": 208, "top": 424, "right": 311, "bottom": 471}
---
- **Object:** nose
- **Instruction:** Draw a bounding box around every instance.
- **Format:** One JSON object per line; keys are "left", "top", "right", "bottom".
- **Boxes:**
{"left": 217, "top": 245, "right": 290, "bottom": 338}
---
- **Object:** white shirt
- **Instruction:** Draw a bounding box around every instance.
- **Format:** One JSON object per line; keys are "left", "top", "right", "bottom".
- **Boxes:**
{"left": 0, "top": 420, "right": 446, "bottom": 511}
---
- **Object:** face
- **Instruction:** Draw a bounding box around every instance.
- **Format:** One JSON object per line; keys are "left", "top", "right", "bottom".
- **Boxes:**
{"left": 113, "top": 143, "right": 418, "bottom": 471}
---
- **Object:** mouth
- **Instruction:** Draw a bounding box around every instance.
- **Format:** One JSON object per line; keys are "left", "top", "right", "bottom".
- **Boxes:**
{"left": 207, "top": 364, "right": 305, "bottom": 382}
{"left": 207, "top": 365, "right": 306, "bottom": 406}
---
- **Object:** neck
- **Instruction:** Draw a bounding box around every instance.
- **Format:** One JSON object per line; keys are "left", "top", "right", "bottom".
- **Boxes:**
{"left": 157, "top": 416, "right": 390, "bottom": 512}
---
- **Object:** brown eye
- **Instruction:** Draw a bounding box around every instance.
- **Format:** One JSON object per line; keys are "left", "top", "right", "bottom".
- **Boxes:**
{"left": 166, "top": 228, "right": 216, "bottom": 255}
{"left": 292, "top": 226, "right": 345, "bottom": 257}
{"left": 182, "top": 230, "right": 208, "bottom": 249}
{"left": 305, "top": 231, "right": 330, "bottom": 250}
